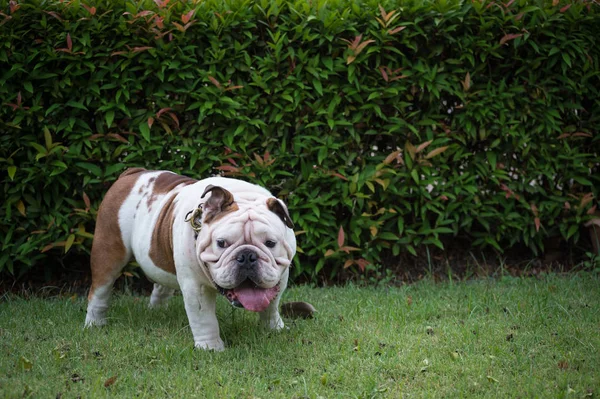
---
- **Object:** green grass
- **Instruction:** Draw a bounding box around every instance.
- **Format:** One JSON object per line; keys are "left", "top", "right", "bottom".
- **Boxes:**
{"left": 1, "top": 274, "right": 599, "bottom": 398}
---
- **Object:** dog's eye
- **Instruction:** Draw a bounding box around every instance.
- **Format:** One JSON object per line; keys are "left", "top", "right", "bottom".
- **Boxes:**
{"left": 265, "top": 240, "right": 277, "bottom": 248}
{"left": 216, "top": 239, "right": 227, "bottom": 249}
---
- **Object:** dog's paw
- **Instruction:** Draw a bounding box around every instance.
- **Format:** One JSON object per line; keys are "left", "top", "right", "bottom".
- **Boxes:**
{"left": 84, "top": 316, "right": 107, "bottom": 328}
{"left": 194, "top": 338, "right": 225, "bottom": 352}
{"left": 262, "top": 315, "right": 284, "bottom": 331}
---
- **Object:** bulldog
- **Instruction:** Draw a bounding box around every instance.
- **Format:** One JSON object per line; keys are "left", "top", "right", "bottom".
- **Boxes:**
{"left": 84, "top": 168, "right": 298, "bottom": 351}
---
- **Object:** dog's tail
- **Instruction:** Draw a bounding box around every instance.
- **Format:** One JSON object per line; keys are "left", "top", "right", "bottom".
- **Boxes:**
{"left": 280, "top": 301, "right": 316, "bottom": 319}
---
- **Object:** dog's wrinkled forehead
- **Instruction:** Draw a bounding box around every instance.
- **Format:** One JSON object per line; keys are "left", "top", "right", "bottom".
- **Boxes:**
{"left": 200, "top": 185, "right": 293, "bottom": 229}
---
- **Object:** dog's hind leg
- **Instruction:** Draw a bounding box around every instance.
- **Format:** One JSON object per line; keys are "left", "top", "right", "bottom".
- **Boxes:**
{"left": 149, "top": 283, "right": 175, "bottom": 308}
{"left": 85, "top": 235, "right": 130, "bottom": 327}
{"left": 84, "top": 170, "right": 144, "bottom": 327}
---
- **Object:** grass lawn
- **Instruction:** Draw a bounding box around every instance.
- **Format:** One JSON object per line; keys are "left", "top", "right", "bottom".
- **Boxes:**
{"left": 1, "top": 273, "right": 599, "bottom": 398}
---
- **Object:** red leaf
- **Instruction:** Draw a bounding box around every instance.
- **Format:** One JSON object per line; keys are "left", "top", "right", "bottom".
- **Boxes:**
{"left": 534, "top": 217, "right": 541, "bottom": 232}
{"left": 462, "top": 71, "right": 471, "bottom": 92}
{"left": 215, "top": 165, "right": 240, "bottom": 172}
{"left": 154, "top": 16, "right": 164, "bottom": 29}
{"left": 499, "top": 33, "right": 523, "bottom": 45}
{"left": 182, "top": 10, "right": 194, "bottom": 24}
{"left": 587, "top": 205, "right": 597, "bottom": 215}
{"left": 83, "top": 4, "right": 96, "bottom": 15}
{"left": 379, "top": 66, "right": 389, "bottom": 82}
{"left": 156, "top": 107, "right": 172, "bottom": 119}
{"left": 415, "top": 140, "right": 432, "bottom": 154}
{"left": 387, "top": 26, "right": 406, "bottom": 35}
{"left": 208, "top": 76, "right": 221, "bottom": 88}
{"left": 337, "top": 226, "right": 345, "bottom": 248}
{"left": 167, "top": 112, "right": 179, "bottom": 128}
{"left": 564, "top": 201, "right": 571, "bottom": 210}
{"left": 343, "top": 259, "right": 354, "bottom": 268}
{"left": 559, "top": 4, "right": 571, "bottom": 12}
{"left": 83, "top": 192, "right": 91, "bottom": 211}
{"left": 66, "top": 33, "right": 72, "bottom": 51}
{"left": 17, "top": 91, "right": 22, "bottom": 106}
{"left": 147, "top": 117, "right": 154, "bottom": 129}
{"left": 45, "top": 11, "right": 63, "bottom": 21}
{"left": 154, "top": 0, "right": 171, "bottom": 8}
{"left": 330, "top": 172, "right": 348, "bottom": 181}
{"left": 324, "top": 249, "right": 335, "bottom": 257}
{"left": 224, "top": 85, "right": 244, "bottom": 92}
{"left": 137, "top": 10, "right": 154, "bottom": 18}
{"left": 530, "top": 203, "right": 539, "bottom": 216}
{"left": 356, "top": 258, "right": 370, "bottom": 272}
{"left": 580, "top": 193, "right": 594, "bottom": 208}
{"left": 132, "top": 46, "right": 152, "bottom": 53}
{"left": 389, "top": 74, "right": 409, "bottom": 82}
{"left": 9, "top": 0, "right": 20, "bottom": 13}
{"left": 172, "top": 22, "right": 186, "bottom": 32}
{"left": 572, "top": 132, "right": 592, "bottom": 138}
{"left": 41, "top": 243, "right": 55, "bottom": 253}
{"left": 106, "top": 133, "right": 129, "bottom": 144}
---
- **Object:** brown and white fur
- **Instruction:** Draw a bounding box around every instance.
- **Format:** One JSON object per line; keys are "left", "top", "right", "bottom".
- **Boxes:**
{"left": 84, "top": 168, "right": 298, "bottom": 351}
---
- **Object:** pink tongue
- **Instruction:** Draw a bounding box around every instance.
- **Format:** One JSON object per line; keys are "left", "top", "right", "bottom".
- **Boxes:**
{"left": 233, "top": 286, "right": 279, "bottom": 312}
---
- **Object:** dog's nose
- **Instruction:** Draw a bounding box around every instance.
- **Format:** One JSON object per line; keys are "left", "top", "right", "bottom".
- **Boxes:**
{"left": 235, "top": 250, "right": 258, "bottom": 269}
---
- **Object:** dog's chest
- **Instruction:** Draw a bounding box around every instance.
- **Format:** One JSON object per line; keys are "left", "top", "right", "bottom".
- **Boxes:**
{"left": 118, "top": 171, "right": 195, "bottom": 287}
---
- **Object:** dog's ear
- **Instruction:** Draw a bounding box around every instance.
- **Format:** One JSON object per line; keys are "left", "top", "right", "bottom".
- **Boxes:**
{"left": 267, "top": 198, "right": 294, "bottom": 229}
{"left": 201, "top": 185, "right": 238, "bottom": 223}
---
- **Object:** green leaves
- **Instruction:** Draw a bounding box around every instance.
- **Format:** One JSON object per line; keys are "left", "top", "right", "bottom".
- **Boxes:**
{"left": 0, "top": 0, "right": 598, "bottom": 282}
{"left": 105, "top": 111, "right": 115, "bottom": 128}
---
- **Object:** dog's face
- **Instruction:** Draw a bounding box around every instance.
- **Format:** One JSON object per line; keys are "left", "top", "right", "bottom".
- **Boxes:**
{"left": 195, "top": 185, "right": 296, "bottom": 312}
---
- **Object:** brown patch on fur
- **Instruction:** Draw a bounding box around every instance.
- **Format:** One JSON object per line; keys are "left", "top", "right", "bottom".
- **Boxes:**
{"left": 267, "top": 197, "right": 294, "bottom": 229}
{"left": 206, "top": 202, "right": 239, "bottom": 224}
{"left": 149, "top": 194, "right": 178, "bottom": 275}
{"left": 119, "top": 167, "right": 147, "bottom": 179}
{"left": 153, "top": 172, "right": 196, "bottom": 194}
{"left": 147, "top": 172, "right": 196, "bottom": 210}
{"left": 201, "top": 185, "right": 239, "bottom": 224}
{"left": 88, "top": 170, "right": 145, "bottom": 299}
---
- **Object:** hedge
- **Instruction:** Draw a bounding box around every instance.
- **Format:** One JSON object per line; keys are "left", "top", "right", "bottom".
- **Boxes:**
{"left": 1, "top": 0, "right": 599, "bottom": 281}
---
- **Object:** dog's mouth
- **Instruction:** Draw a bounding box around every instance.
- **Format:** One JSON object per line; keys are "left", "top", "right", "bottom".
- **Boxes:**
{"left": 218, "top": 280, "right": 280, "bottom": 312}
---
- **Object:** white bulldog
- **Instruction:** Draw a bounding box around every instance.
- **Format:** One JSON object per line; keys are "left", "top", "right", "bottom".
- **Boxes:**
{"left": 84, "top": 168, "right": 298, "bottom": 351}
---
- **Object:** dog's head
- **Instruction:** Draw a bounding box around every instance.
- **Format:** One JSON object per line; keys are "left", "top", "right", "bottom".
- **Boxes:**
{"left": 195, "top": 185, "right": 296, "bottom": 312}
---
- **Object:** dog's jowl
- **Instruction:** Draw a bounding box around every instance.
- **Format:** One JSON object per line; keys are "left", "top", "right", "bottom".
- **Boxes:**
{"left": 85, "top": 168, "right": 296, "bottom": 351}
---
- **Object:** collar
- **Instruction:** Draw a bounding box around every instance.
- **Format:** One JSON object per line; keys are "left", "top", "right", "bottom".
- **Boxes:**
{"left": 184, "top": 204, "right": 202, "bottom": 239}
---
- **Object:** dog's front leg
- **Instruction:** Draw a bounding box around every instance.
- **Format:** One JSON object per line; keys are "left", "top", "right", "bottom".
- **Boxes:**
{"left": 180, "top": 283, "right": 224, "bottom": 351}
{"left": 259, "top": 296, "right": 285, "bottom": 330}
